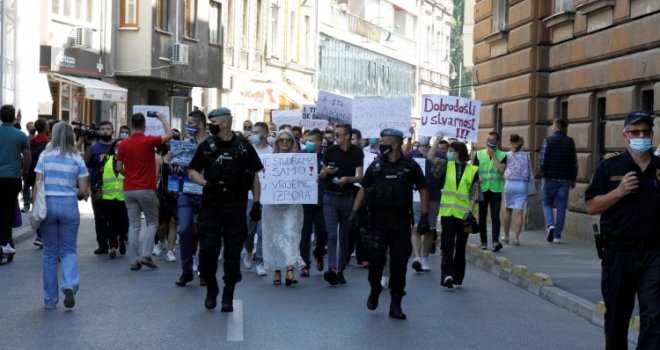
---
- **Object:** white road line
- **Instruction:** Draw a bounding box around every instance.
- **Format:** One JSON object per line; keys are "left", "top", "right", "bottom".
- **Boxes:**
{"left": 226, "top": 299, "right": 244, "bottom": 342}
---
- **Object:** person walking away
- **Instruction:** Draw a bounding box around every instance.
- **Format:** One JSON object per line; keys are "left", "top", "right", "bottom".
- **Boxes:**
{"left": 426, "top": 138, "right": 450, "bottom": 254}
{"left": 539, "top": 118, "right": 577, "bottom": 243}
{"left": 352, "top": 128, "right": 429, "bottom": 320}
{"left": 26, "top": 118, "right": 50, "bottom": 248}
{"left": 116, "top": 112, "right": 173, "bottom": 270}
{"left": 98, "top": 138, "right": 129, "bottom": 259}
{"left": 586, "top": 111, "right": 660, "bottom": 350}
{"left": 318, "top": 123, "right": 364, "bottom": 286}
{"left": 0, "top": 105, "right": 30, "bottom": 256}
{"left": 473, "top": 131, "right": 506, "bottom": 252}
{"left": 502, "top": 134, "right": 530, "bottom": 246}
{"left": 188, "top": 107, "right": 263, "bottom": 312}
{"left": 34, "top": 122, "right": 89, "bottom": 308}
{"left": 439, "top": 141, "right": 479, "bottom": 289}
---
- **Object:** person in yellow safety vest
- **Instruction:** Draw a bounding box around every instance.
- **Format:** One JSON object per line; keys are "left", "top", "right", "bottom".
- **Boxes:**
{"left": 472, "top": 130, "right": 507, "bottom": 252}
{"left": 99, "top": 139, "right": 129, "bottom": 259}
{"left": 439, "top": 141, "right": 479, "bottom": 289}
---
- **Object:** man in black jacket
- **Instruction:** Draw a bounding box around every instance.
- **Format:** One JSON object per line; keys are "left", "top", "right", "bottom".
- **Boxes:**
{"left": 539, "top": 118, "right": 577, "bottom": 243}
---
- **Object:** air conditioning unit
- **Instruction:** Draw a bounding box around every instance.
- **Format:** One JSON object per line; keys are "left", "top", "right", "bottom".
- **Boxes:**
{"left": 171, "top": 43, "right": 189, "bottom": 65}
{"left": 72, "top": 27, "right": 92, "bottom": 48}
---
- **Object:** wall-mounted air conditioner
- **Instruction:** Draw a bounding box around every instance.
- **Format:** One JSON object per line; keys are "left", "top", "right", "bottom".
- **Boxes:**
{"left": 72, "top": 27, "right": 92, "bottom": 48}
{"left": 171, "top": 43, "right": 189, "bottom": 65}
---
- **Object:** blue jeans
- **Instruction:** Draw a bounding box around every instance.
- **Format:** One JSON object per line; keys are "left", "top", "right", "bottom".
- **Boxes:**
{"left": 245, "top": 199, "right": 263, "bottom": 264}
{"left": 41, "top": 196, "right": 80, "bottom": 307}
{"left": 177, "top": 194, "right": 202, "bottom": 274}
{"left": 323, "top": 193, "right": 353, "bottom": 272}
{"left": 541, "top": 179, "right": 571, "bottom": 239}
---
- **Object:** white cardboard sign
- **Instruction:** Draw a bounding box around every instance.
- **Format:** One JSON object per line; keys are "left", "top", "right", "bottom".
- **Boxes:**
{"left": 353, "top": 97, "right": 411, "bottom": 138}
{"left": 418, "top": 95, "right": 481, "bottom": 142}
{"left": 317, "top": 90, "right": 353, "bottom": 123}
{"left": 133, "top": 105, "right": 170, "bottom": 136}
{"left": 271, "top": 109, "right": 302, "bottom": 129}
{"left": 301, "top": 105, "right": 329, "bottom": 130}
{"left": 258, "top": 153, "right": 318, "bottom": 204}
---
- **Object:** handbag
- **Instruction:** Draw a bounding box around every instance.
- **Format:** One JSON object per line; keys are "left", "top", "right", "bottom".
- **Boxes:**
{"left": 463, "top": 212, "right": 479, "bottom": 234}
{"left": 30, "top": 179, "right": 47, "bottom": 230}
{"left": 526, "top": 152, "right": 537, "bottom": 196}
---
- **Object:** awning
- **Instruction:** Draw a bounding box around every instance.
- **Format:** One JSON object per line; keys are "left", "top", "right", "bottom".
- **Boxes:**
{"left": 278, "top": 82, "right": 314, "bottom": 107}
{"left": 285, "top": 77, "right": 318, "bottom": 103}
{"left": 37, "top": 73, "right": 53, "bottom": 115}
{"left": 50, "top": 73, "right": 127, "bottom": 102}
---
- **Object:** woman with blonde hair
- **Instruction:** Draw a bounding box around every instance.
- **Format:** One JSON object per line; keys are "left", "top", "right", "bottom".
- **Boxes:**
{"left": 34, "top": 122, "right": 89, "bottom": 308}
{"left": 502, "top": 134, "right": 531, "bottom": 246}
{"left": 261, "top": 129, "right": 305, "bottom": 286}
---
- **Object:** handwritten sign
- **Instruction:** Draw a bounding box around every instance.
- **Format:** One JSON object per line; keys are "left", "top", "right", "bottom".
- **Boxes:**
{"left": 418, "top": 95, "right": 481, "bottom": 142}
{"left": 317, "top": 90, "right": 353, "bottom": 123}
{"left": 258, "top": 153, "right": 318, "bottom": 204}
{"left": 133, "top": 105, "right": 170, "bottom": 136}
{"left": 353, "top": 97, "right": 411, "bottom": 138}
{"left": 301, "top": 105, "right": 329, "bottom": 130}
{"left": 271, "top": 109, "right": 302, "bottom": 129}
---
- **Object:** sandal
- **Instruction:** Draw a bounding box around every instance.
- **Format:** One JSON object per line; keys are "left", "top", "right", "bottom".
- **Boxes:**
{"left": 500, "top": 236, "right": 510, "bottom": 244}
{"left": 285, "top": 268, "right": 298, "bottom": 286}
{"left": 301, "top": 266, "right": 310, "bottom": 277}
{"left": 273, "top": 270, "right": 282, "bottom": 285}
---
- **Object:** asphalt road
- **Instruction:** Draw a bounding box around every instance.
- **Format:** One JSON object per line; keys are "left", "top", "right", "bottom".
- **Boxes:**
{"left": 1, "top": 211, "right": 607, "bottom": 349}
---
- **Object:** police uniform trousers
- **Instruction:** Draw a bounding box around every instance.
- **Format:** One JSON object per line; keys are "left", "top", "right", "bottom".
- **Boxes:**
{"left": 440, "top": 216, "right": 470, "bottom": 285}
{"left": 102, "top": 199, "right": 128, "bottom": 250}
{"left": 602, "top": 245, "right": 660, "bottom": 350}
{"left": 198, "top": 191, "right": 248, "bottom": 298}
{"left": 367, "top": 209, "right": 412, "bottom": 296}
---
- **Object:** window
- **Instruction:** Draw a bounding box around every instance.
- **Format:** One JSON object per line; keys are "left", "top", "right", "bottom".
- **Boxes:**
{"left": 242, "top": 0, "right": 249, "bottom": 48}
{"left": 559, "top": 99, "right": 568, "bottom": 120}
{"left": 641, "top": 90, "right": 654, "bottom": 114}
{"left": 120, "top": 0, "right": 139, "bottom": 27}
{"left": 270, "top": 5, "right": 279, "bottom": 57}
{"left": 289, "top": 10, "right": 297, "bottom": 60}
{"left": 594, "top": 97, "right": 606, "bottom": 162}
{"left": 555, "top": 0, "right": 574, "bottom": 13}
{"left": 52, "top": 0, "right": 94, "bottom": 23}
{"left": 210, "top": 1, "right": 222, "bottom": 44}
{"left": 156, "top": 0, "right": 169, "bottom": 31}
{"left": 303, "top": 15, "right": 310, "bottom": 64}
{"left": 185, "top": 0, "right": 197, "bottom": 37}
{"left": 227, "top": 0, "right": 234, "bottom": 44}
{"left": 492, "top": 0, "right": 508, "bottom": 32}
{"left": 256, "top": 0, "right": 263, "bottom": 51}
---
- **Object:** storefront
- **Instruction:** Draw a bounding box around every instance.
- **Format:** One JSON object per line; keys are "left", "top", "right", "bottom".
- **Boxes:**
{"left": 40, "top": 45, "right": 127, "bottom": 128}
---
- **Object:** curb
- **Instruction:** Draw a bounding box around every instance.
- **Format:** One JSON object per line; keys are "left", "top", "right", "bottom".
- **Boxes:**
{"left": 466, "top": 243, "right": 639, "bottom": 345}
{"left": 13, "top": 225, "right": 35, "bottom": 244}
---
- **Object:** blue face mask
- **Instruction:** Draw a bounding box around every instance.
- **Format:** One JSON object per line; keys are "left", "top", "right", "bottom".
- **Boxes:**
{"left": 629, "top": 138, "right": 653, "bottom": 154}
{"left": 250, "top": 134, "right": 262, "bottom": 144}
{"left": 305, "top": 141, "right": 315, "bottom": 153}
{"left": 447, "top": 151, "right": 456, "bottom": 162}
{"left": 119, "top": 132, "right": 129, "bottom": 139}
{"left": 244, "top": 130, "right": 252, "bottom": 137}
{"left": 185, "top": 125, "right": 198, "bottom": 136}
{"left": 487, "top": 141, "right": 497, "bottom": 149}
{"left": 369, "top": 138, "right": 378, "bottom": 146}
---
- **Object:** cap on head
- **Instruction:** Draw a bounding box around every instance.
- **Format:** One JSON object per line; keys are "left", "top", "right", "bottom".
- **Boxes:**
{"left": 380, "top": 128, "right": 404, "bottom": 140}
{"left": 208, "top": 107, "right": 232, "bottom": 120}
{"left": 624, "top": 111, "right": 654, "bottom": 127}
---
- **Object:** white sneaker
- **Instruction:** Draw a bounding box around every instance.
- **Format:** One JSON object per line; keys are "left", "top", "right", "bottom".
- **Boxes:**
{"left": 381, "top": 276, "right": 390, "bottom": 289}
{"left": 421, "top": 258, "right": 431, "bottom": 271}
{"left": 553, "top": 238, "right": 562, "bottom": 244}
{"left": 255, "top": 264, "right": 267, "bottom": 276}
{"left": 192, "top": 255, "right": 199, "bottom": 272}
{"left": 165, "top": 250, "right": 176, "bottom": 262}
{"left": 2, "top": 243, "right": 15, "bottom": 254}
{"left": 151, "top": 243, "right": 163, "bottom": 256}
{"left": 243, "top": 251, "right": 253, "bottom": 269}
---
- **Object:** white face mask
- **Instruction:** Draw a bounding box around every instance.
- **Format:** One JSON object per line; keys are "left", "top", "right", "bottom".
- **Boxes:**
{"left": 267, "top": 136, "right": 275, "bottom": 146}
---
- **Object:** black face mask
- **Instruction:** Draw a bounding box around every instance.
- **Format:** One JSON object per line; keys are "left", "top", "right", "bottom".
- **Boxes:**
{"left": 101, "top": 134, "right": 112, "bottom": 142}
{"left": 379, "top": 144, "right": 393, "bottom": 156}
{"left": 29, "top": 129, "right": 36, "bottom": 135}
{"left": 209, "top": 124, "right": 221, "bottom": 136}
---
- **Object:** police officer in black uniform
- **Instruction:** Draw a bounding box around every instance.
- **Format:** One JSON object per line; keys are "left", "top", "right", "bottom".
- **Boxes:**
{"left": 188, "top": 107, "right": 264, "bottom": 312}
{"left": 586, "top": 111, "right": 660, "bottom": 350}
{"left": 352, "top": 128, "right": 429, "bottom": 320}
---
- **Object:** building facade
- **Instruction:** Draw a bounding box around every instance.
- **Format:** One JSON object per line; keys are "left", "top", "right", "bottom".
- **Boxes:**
{"left": 472, "top": 0, "right": 660, "bottom": 239}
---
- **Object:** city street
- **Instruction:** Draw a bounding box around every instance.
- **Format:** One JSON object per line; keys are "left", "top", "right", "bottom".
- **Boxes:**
{"left": 1, "top": 207, "right": 607, "bottom": 349}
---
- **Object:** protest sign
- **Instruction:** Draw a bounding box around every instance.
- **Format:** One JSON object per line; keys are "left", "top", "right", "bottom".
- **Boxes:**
{"left": 301, "top": 105, "right": 329, "bottom": 130}
{"left": 133, "top": 105, "right": 170, "bottom": 136}
{"left": 258, "top": 153, "right": 318, "bottom": 204}
{"left": 169, "top": 140, "right": 197, "bottom": 166}
{"left": 317, "top": 91, "right": 353, "bottom": 123}
{"left": 167, "top": 164, "right": 203, "bottom": 195}
{"left": 353, "top": 97, "right": 411, "bottom": 138}
{"left": 271, "top": 109, "right": 302, "bottom": 128}
{"left": 418, "top": 95, "right": 481, "bottom": 142}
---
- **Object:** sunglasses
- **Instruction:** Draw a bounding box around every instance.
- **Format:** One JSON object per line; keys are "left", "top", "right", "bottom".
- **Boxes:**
{"left": 334, "top": 132, "right": 345, "bottom": 137}
{"left": 243, "top": 126, "right": 252, "bottom": 130}
{"left": 624, "top": 129, "right": 653, "bottom": 137}
{"left": 278, "top": 138, "right": 293, "bottom": 143}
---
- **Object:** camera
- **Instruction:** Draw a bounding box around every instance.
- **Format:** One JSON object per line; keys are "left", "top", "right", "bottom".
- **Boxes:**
{"left": 72, "top": 121, "right": 103, "bottom": 140}
{"left": 147, "top": 111, "right": 159, "bottom": 118}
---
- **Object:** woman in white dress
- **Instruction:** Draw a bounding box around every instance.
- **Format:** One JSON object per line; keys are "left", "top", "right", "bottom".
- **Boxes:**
{"left": 262, "top": 130, "right": 305, "bottom": 286}
{"left": 502, "top": 134, "right": 531, "bottom": 246}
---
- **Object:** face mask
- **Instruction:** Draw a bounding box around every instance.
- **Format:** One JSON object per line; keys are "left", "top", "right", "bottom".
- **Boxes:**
{"left": 629, "top": 138, "right": 653, "bottom": 154}
{"left": 186, "top": 125, "right": 198, "bottom": 136}
{"left": 29, "top": 129, "right": 36, "bottom": 135}
{"left": 244, "top": 130, "right": 252, "bottom": 137}
{"left": 101, "top": 134, "right": 112, "bottom": 142}
{"left": 447, "top": 151, "right": 456, "bottom": 161}
{"left": 305, "top": 141, "right": 315, "bottom": 153}
{"left": 379, "top": 144, "right": 393, "bottom": 156}
{"left": 267, "top": 136, "right": 275, "bottom": 146}
{"left": 250, "top": 135, "right": 262, "bottom": 144}
{"left": 119, "top": 132, "right": 129, "bottom": 139}
{"left": 487, "top": 141, "right": 497, "bottom": 149}
{"left": 209, "top": 124, "right": 221, "bottom": 136}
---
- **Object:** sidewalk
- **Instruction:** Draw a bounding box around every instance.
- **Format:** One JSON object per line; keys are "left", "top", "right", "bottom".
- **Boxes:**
{"left": 465, "top": 227, "right": 640, "bottom": 344}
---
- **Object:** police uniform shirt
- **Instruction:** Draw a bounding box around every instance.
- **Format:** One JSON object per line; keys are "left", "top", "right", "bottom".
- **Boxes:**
{"left": 361, "top": 156, "right": 427, "bottom": 206}
{"left": 188, "top": 134, "right": 264, "bottom": 194}
{"left": 323, "top": 144, "right": 364, "bottom": 193}
{"left": 585, "top": 151, "right": 660, "bottom": 242}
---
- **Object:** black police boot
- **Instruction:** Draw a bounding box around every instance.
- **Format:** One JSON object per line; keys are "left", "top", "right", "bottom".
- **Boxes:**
{"left": 367, "top": 287, "right": 382, "bottom": 311}
{"left": 175, "top": 272, "right": 194, "bottom": 287}
{"left": 205, "top": 283, "right": 219, "bottom": 310}
{"left": 220, "top": 285, "right": 234, "bottom": 313}
{"left": 389, "top": 294, "right": 407, "bottom": 320}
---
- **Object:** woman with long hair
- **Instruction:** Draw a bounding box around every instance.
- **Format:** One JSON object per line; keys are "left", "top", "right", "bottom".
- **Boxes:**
{"left": 261, "top": 130, "right": 305, "bottom": 286}
{"left": 34, "top": 122, "right": 89, "bottom": 308}
{"left": 502, "top": 134, "right": 531, "bottom": 246}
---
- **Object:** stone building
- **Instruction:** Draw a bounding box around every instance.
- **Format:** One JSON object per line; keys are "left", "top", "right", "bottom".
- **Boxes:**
{"left": 472, "top": 0, "right": 660, "bottom": 240}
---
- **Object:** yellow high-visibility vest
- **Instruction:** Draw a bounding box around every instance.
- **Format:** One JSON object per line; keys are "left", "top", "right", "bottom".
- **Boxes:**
{"left": 476, "top": 149, "right": 505, "bottom": 192}
{"left": 101, "top": 155, "right": 124, "bottom": 201}
{"left": 440, "top": 161, "right": 478, "bottom": 219}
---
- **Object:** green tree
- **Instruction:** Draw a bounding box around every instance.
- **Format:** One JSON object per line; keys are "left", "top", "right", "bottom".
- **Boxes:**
{"left": 449, "top": 0, "right": 473, "bottom": 98}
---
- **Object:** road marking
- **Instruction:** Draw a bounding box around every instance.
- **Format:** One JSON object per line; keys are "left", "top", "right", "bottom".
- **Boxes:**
{"left": 226, "top": 299, "right": 243, "bottom": 342}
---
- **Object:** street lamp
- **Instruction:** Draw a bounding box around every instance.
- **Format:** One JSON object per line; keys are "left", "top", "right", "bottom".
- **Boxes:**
{"left": 447, "top": 61, "right": 463, "bottom": 97}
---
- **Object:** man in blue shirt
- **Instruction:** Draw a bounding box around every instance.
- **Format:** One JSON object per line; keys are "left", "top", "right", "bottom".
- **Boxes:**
{"left": 0, "top": 105, "right": 30, "bottom": 254}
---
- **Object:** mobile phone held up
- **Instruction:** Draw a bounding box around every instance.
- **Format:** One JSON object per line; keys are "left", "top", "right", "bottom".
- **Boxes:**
{"left": 147, "top": 111, "right": 159, "bottom": 118}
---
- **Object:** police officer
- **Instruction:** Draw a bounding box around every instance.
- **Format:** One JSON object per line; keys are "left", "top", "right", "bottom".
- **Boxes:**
{"left": 586, "top": 111, "right": 660, "bottom": 350}
{"left": 188, "top": 107, "right": 264, "bottom": 312}
{"left": 352, "top": 128, "right": 429, "bottom": 320}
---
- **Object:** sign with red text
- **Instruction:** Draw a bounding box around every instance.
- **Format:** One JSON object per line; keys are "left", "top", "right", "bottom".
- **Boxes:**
{"left": 258, "top": 153, "right": 318, "bottom": 204}
{"left": 353, "top": 97, "right": 412, "bottom": 138}
{"left": 418, "top": 95, "right": 481, "bottom": 142}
